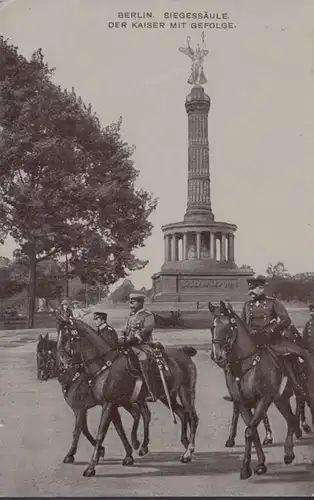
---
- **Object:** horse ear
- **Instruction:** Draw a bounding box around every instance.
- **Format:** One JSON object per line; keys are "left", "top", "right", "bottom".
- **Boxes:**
{"left": 39, "top": 334, "right": 43, "bottom": 341}
{"left": 44, "top": 333, "right": 48, "bottom": 340}
{"left": 227, "top": 301, "right": 234, "bottom": 312}
{"left": 208, "top": 301, "right": 215, "bottom": 314}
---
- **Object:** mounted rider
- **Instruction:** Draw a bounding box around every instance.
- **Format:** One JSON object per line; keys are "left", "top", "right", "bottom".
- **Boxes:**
{"left": 241, "top": 275, "right": 314, "bottom": 387}
{"left": 118, "top": 291, "right": 156, "bottom": 402}
{"left": 56, "top": 299, "right": 74, "bottom": 334}
{"left": 93, "top": 311, "right": 116, "bottom": 340}
{"left": 302, "top": 302, "right": 314, "bottom": 354}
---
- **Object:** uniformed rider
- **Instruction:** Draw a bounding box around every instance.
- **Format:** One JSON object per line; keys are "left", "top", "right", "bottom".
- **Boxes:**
{"left": 118, "top": 291, "right": 156, "bottom": 402}
{"left": 93, "top": 311, "right": 115, "bottom": 340}
{"left": 302, "top": 302, "right": 314, "bottom": 354}
{"left": 242, "top": 275, "right": 313, "bottom": 366}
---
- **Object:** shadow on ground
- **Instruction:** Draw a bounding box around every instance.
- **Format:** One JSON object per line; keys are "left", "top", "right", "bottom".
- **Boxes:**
{"left": 68, "top": 449, "right": 314, "bottom": 482}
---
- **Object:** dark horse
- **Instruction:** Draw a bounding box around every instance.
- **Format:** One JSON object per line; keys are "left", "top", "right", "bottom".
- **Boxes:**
{"left": 58, "top": 317, "right": 199, "bottom": 477}
{"left": 37, "top": 330, "right": 152, "bottom": 464}
{"left": 208, "top": 300, "right": 314, "bottom": 480}
{"left": 223, "top": 323, "right": 313, "bottom": 448}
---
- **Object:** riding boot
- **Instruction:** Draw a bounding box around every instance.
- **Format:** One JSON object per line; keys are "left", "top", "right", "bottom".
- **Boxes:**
{"left": 139, "top": 359, "right": 157, "bottom": 402}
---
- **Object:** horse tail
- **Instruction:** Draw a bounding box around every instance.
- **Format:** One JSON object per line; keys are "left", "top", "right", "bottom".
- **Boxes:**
{"left": 181, "top": 345, "right": 197, "bottom": 357}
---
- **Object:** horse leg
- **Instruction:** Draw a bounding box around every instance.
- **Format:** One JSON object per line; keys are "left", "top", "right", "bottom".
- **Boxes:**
{"left": 160, "top": 395, "right": 189, "bottom": 449}
{"left": 123, "top": 402, "right": 141, "bottom": 450}
{"left": 110, "top": 406, "right": 134, "bottom": 466}
{"left": 178, "top": 385, "right": 199, "bottom": 463}
{"left": 225, "top": 402, "right": 239, "bottom": 448}
{"left": 262, "top": 414, "right": 273, "bottom": 445}
{"left": 138, "top": 403, "right": 152, "bottom": 457}
{"left": 81, "top": 410, "right": 105, "bottom": 459}
{"left": 63, "top": 408, "right": 84, "bottom": 464}
{"left": 239, "top": 401, "right": 268, "bottom": 480}
{"left": 274, "top": 395, "right": 296, "bottom": 464}
{"left": 296, "top": 395, "right": 311, "bottom": 434}
{"left": 83, "top": 401, "right": 114, "bottom": 477}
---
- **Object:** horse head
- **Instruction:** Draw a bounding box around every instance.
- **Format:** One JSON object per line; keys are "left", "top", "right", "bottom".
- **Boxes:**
{"left": 36, "top": 333, "right": 57, "bottom": 381}
{"left": 208, "top": 300, "right": 239, "bottom": 368}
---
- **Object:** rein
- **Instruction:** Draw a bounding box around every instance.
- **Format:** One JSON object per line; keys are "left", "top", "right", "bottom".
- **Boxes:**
{"left": 213, "top": 314, "right": 261, "bottom": 381}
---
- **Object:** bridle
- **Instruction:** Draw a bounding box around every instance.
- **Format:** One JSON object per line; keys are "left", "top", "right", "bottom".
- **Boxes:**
{"left": 211, "top": 314, "right": 238, "bottom": 358}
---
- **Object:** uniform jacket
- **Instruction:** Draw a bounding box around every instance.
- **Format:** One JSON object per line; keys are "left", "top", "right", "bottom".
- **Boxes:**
{"left": 120, "top": 308, "right": 155, "bottom": 343}
{"left": 97, "top": 322, "right": 115, "bottom": 340}
{"left": 241, "top": 295, "right": 291, "bottom": 332}
{"left": 302, "top": 317, "right": 314, "bottom": 351}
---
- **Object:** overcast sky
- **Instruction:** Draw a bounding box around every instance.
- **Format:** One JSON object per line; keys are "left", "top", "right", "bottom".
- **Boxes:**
{"left": 1, "top": 0, "right": 314, "bottom": 288}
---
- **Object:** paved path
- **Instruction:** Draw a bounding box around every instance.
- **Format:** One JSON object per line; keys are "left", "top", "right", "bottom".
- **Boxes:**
{"left": 1, "top": 334, "right": 314, "bottom": 496}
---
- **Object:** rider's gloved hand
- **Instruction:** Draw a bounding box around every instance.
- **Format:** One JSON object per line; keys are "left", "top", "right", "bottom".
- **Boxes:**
{"left": 124, "top": 337, "right": 139, "bottom": 347}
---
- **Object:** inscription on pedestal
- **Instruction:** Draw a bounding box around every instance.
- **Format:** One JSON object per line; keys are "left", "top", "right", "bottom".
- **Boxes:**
{"left": 179, "top": 278, "right": 240, "bottom": 290}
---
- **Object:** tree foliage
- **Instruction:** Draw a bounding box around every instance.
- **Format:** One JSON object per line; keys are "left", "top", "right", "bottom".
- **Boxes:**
{"left": 0, "top": 37, "right": 157, "bottom": 326}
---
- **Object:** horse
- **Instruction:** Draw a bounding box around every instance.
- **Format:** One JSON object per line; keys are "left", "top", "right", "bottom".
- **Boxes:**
{"left": 282, "top": 324, "right": 314, "bottom": 435}
{"left": 37, "top": 333, "right": 58, "bottom": 380}
{"left": 37, "top": 330, "right": 151, "bottom": 464}
{"left": 58, "top": 317, "right": 199, "bottom": 477}
{"left": 208, "top": 300, "right": 312, "bottom": 480}
{"left": 223, "top": 323, "right": 314, "bottom": 447}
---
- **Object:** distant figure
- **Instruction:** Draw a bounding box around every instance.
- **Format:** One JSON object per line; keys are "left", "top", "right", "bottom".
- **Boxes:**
{"left": 196, "top": 300, "right": 200, "bottom": 310}
{"left": 72, "top": 301, "right": 84, "bottom": 318}
{"left": 55, "top": 299, "right": 74, "bottom": 334}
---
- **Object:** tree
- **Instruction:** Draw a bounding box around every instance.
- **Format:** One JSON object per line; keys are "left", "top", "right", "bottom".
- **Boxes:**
{"left": 0, "top": 257, "right": 27, "bottom": 300}
{"left": 239, "top": 264, "right": 254, "bottom": 273}
{"left": 109, "top": 279, "right": 134, "bottom": 303}
{"left": 266, "top": 261, "right": 290, "bottom": 279}
{"left": 0, "top": 38, "right": 157, "bottom": 327}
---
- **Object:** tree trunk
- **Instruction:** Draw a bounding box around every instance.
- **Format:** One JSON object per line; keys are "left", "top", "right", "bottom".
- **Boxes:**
{"left": 65, "top": 254, "right": 69, "bottom": 297}
{"left": 27, "top": 245, "right": 37, "bottom": 329}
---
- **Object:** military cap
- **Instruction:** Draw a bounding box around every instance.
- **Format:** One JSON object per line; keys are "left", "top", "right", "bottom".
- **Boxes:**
{"left": 247, "top": 274, "right": 267, "bottom": 288}
{"left": 93, "top": 311, "right": 108, "bottom": 320}
{"left": 129, "top": 291, "right": 145, "bottom": 301}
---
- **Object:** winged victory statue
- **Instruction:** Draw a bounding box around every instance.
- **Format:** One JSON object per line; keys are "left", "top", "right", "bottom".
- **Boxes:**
{"left": 179, "top": 31, "right": 209, "bottom": 86}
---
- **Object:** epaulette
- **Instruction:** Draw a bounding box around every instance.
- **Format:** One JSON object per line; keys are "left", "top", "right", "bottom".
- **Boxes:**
{"left": 265, "top": 296, "right": 275, "bottom": 301}
{"left": 143, "top": 309, "right": 153, "bottom": 316}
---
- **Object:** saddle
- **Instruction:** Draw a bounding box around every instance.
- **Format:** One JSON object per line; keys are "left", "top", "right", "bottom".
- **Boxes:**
{"left": 124, "top": 341, "right": 167, "bottom": 378}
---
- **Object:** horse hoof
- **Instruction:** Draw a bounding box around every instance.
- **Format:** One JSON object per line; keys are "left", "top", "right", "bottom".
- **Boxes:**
{"left": 225, "top": 438, "right": 235, "bottom": 448}
{"left": 83, "top": 467, "right": 96, "bottom": 477}
{"left": 180, "top": 455, "right": 192, "bottom": 464}
{"left": 240, "top": 468, "right": 252, "bottom": 480}
{"left": 132, "top": 440, "right": 140, "bottom": 450}
{"left": 63, "top": 455, "right": 75, "bottom": 464}
{"left": 138, "top": 446, "right": 149, "bottom": 457}
{"left": 295, "top": 428, "right": 303, "bottom": 439}
{"left": 254, "top": 464, "right": 267, "bottom": 475}
{"left": 284, "top": 453, "right": 295, "bottom": 465}
{"left": 100, "top": 446, "right": 105, "bottom": 458}
{"left": 123, "top": 456, "right": 134, "bottom": 466}
{"left": 302, "top": 423, "right": 311, "bottom": 434}
{"left": 263, "top": 437, "right": 273, "bottom": 446}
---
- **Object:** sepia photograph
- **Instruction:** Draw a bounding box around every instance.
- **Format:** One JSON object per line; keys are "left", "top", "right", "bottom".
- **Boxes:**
{"left": 1, "top": 0, "right": 314, "bottom": 496}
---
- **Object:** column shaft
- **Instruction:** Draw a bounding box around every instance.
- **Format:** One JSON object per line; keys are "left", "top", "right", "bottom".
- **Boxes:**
{"left": 183, "top": 233, "right": 188, "bottom": 260}
{"left": 171, "top": 234, "right": 176, "bottom": 261}
{"left": 221, "top": 234, "right": 226, "bottom": 260}
{"left": 196, "top": 232, "right": 201, "bottom": 259}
